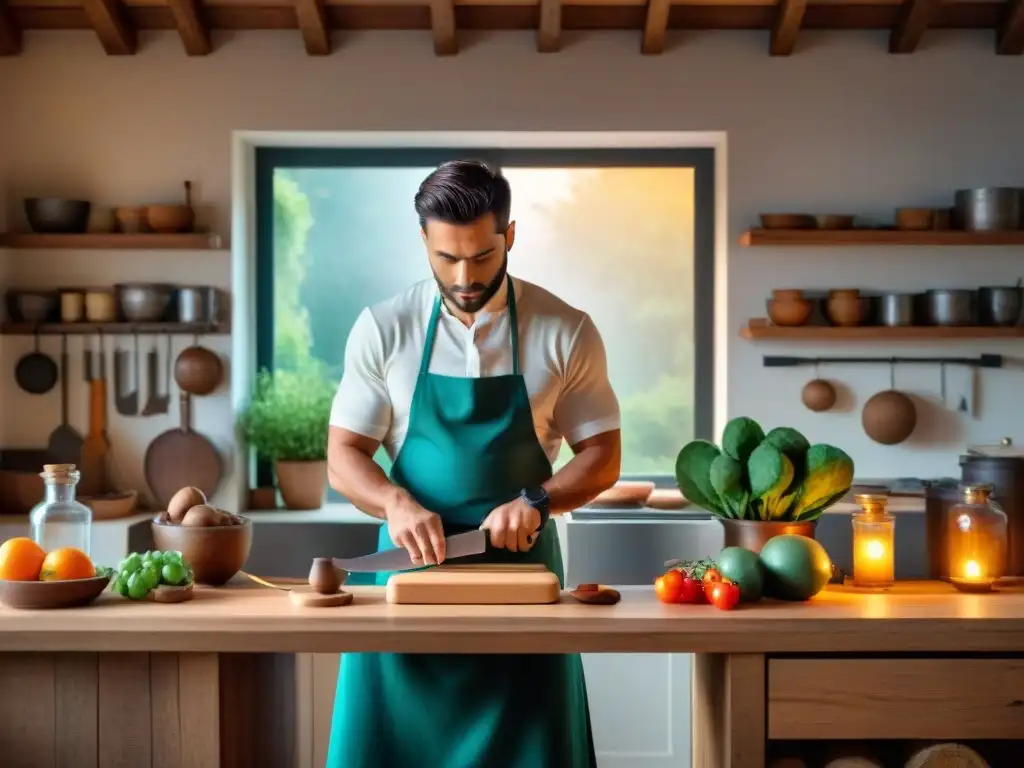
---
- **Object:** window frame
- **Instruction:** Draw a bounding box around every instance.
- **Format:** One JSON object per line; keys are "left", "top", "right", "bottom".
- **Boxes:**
{"left": 254, "top": 146, "right": 715, "bottom": 489}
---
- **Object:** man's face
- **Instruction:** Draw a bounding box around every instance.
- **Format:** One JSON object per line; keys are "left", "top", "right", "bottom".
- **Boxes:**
{"left": 422, "top": 214, "right": 516, "bottom": 314}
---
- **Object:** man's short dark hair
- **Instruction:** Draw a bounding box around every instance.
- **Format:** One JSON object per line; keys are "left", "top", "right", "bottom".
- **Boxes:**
{"left": 414, "top": 160, "right": 512, "bottom": 233}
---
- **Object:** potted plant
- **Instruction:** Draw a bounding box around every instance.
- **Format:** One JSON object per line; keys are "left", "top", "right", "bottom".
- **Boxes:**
{"left": 675, "top": 417, "right": 854, "bottom": 553}
{"left": 238, "top": 367, "right": 336, "bottom": 510}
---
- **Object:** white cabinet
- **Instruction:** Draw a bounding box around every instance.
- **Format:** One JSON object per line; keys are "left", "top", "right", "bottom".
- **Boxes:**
{"left": 297, "top": 652, "right": 691, "bottom": 768}
{"left": 584, "top": 653, "right": 692, "bottom": 768}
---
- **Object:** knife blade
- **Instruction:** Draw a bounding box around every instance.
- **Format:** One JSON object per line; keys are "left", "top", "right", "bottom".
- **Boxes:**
{"left": 331, "top": 528, "right": 488, "bottom": 573}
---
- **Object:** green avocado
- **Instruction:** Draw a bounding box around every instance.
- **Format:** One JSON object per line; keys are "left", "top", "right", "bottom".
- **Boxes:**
{"left": 715, "top": 546, "right": 764, "bottom": 602}
{"left": 759, "top": 534, "right": 833, "bottom": 601}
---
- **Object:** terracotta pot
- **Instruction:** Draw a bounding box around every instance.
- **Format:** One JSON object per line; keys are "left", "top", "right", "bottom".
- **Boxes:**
{"left": 828, "top": 288, "right": 860, "bottom": 299}
{"left": 771, "top": 288, "right": 805, "bottom": 301}
{"left": 826, "top": 295, "right": 865, "bottom": 327}
{"left": 719, "top": 518, "right": 817, "bottom": 554}
{"left": 275, "top": 460, "right": 327, "bottom": 510}
{"left": 767, "top": 297, "right": 814, "bottom": 326}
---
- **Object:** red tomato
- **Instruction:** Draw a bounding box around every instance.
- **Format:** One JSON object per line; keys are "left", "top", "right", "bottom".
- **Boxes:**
{"left": 708, "top": 581, "right": 741, "bottom": 611}
{"left": 679, "top": 576, "right": 703, "bottom": 604}
{"left": 655, "top": 569, "right": 684, "bottom": 603}
{"left": 702, "top": 567, "right": 723, "bottom": 589}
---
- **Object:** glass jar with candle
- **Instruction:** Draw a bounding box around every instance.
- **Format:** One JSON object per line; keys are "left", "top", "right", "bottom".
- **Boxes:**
{"left": 852, "top": 493, "right": 895, "bottom": 588}
{"left": 29, "top": 464, "right": 93, "bottom": 556}
{"left": 947, "top": 483, "right": 1008, "bottom": 592}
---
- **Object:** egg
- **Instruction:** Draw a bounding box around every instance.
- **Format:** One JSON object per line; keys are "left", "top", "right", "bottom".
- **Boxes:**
{"left": 181, "top": 504, "right": 226, "bottom": 527}
{"left": 168, "top": 486, "right": 206, "bottom": 523}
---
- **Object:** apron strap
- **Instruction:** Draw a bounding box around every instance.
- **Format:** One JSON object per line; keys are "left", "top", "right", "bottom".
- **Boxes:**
{"left": 421, "top": 276, "right": 520, "bottom": 377}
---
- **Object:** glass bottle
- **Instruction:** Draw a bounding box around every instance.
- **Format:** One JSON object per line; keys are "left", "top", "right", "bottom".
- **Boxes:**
{"left": 946, "top": 483, "right": 1008, "bottom": 593}
{"left": 29, "top": 464, "right": 93, "bottom": 555}
{"left": 851, "top": 493, "right": 895, "bottom": 588}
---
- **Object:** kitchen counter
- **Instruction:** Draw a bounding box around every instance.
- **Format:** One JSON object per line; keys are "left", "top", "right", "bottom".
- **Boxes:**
{"left": 3, "top": 580, "right": 1024, "bottom": 768}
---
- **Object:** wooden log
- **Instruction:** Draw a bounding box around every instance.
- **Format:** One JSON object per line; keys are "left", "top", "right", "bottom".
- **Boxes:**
{"left": 904, "top": 742, "right": 989, "bottom": 768}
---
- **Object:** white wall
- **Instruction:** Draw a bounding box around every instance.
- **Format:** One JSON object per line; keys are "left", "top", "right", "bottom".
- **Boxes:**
{"left": 1, "top": 29, "right": 1023, "bottom": 501}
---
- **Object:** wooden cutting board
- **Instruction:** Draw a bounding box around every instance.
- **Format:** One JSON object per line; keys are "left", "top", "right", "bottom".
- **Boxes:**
{"left": 386, "top": 564, "right": 561, "bottom": 605}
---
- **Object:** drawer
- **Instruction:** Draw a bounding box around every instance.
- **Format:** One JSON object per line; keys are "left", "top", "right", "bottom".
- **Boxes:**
{"left": 768, "top": 658, "right": 1024, "bottom": 740}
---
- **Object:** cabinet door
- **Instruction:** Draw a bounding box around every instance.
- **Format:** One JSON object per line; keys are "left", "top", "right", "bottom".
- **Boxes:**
{"left": 584, "top": 653, "right": 692, "bottom": 768}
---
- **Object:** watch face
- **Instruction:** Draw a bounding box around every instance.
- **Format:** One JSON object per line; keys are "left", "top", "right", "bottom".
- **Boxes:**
{"left": 524, "top": 487, "right": 548, "bottom": 506}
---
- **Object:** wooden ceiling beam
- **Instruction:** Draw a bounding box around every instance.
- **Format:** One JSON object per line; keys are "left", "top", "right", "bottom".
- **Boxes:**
{"left": 82, "top": 0, "right": 136, "bottom": 54}
{"left": 889, "top": 0, "right": 936, "bottom": 54}
{"left": 770, "top": 0, "right": 806, "bottom": 55}
{"left": 295, "top": 0, "right": 330, "bottom": 54}
{"left": 167, "top": 0, "right": 211, "bottom": 55}
{"left": 430, "top": 0, "right": 457, "bottom": 54}
{"left": 997, "top": 0, "right": 1024, "bottom": 54}
{"left": 641, "top": 0, "right": 670, "bottom": 54}
{"left": 537, "top": 0, "right": 561, "bottom": 52}
{"left": 0, "top": 0, "right": 21, "bottom": 56}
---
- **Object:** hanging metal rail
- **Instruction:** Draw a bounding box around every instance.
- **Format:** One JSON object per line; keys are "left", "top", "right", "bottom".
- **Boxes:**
{"left": 762, "top": 354, "right": 1004, "bottom": 368}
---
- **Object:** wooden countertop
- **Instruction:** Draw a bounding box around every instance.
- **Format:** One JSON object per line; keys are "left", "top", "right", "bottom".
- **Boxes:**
{"left": 3, "top": 581, "right": 1024, "bottom": 654}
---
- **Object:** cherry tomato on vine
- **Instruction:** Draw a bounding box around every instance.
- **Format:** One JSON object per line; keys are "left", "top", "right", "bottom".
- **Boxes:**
{"left": 679, "top": 576, "right": 703, "bottom": 604}
{"left": 655, "top": 569, "right": 685, "bottom": 603}
{"left": 708, "top": 580, "right": 741, "bottom": 611}
{"left": 702, "top": 567, "right": 723, "bottom": 589}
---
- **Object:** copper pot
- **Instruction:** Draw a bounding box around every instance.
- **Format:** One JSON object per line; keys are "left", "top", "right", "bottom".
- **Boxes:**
{"left": 719, "top": 519, "right": 818, "bottom": 554}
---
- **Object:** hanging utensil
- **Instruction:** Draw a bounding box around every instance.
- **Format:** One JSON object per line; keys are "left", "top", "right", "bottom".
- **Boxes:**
{"left": 143, "top": 392, "right": 222, "bottom": 509}
{"left": 15, "top": 331, "right": 58, "bottom": 395}
{"left": 113, "top": 334, "right": 139, "bottom": 416}
{"left": 141, "top": 334, "right": 171, "bottom": 416}
{"left": 862, "top": 359, "right": 917, "bottom": 445}
{"left": 47, "top": 335, "right": 85, "bottom": 465}
{"left": 78, "top": 334, "right": 111, "bottom": 497}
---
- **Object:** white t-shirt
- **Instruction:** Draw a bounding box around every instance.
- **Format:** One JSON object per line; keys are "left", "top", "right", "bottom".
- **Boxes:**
{"left": 330, "top": 276, "right": 621, "bottom": 464}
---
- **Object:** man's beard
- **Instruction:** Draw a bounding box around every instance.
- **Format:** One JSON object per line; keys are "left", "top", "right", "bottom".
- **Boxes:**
{"left": 435, "top": 253, "right": 508, "bottom": 314}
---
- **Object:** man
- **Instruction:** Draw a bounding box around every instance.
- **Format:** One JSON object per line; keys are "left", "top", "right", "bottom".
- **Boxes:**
{"left": 326, "top": 160, "right": 621, "bottom": 768}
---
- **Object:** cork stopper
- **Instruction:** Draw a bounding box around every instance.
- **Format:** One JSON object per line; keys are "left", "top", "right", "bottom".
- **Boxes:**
{"left": 40, "top": 464, "right": 79, "bottom": 483}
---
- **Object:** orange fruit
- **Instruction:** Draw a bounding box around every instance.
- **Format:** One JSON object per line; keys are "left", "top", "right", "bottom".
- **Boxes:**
{"left": 0, "top": 537, "right": 47, "bottom": 581}
{"left": 39, "top": 547, "right": 95, "bottom": 581}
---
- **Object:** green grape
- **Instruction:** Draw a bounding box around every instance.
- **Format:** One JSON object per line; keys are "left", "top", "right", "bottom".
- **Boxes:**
{"left": 141, "top": 564, "right": 161, "bottom": 591}
{"left": 115, "top": 575, "right": 130, "bottom": 597}
{"left": 126, "top": 570, "right": 151, "bottom": 600}
{"left": 119, "top": 553, "right": 143, "bottom": 574}
{"left": 161, "top": 562, "right": 187, "bottom": 586}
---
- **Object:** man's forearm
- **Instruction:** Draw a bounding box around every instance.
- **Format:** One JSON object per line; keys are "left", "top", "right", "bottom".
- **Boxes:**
{"left": 328, "top": 446, "right": 406, "bottom": 520}
{"left": 542, "top": 438, "right": 621, "bottom": 515}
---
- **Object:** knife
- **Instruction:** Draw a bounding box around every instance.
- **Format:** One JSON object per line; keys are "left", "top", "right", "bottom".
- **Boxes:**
{"left": 331, "top": 528, "right": 488, "bottom": 573}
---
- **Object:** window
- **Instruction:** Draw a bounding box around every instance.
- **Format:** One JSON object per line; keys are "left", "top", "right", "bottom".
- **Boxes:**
{"left": 255, "top": 147, "right": 714, "bottom": 492}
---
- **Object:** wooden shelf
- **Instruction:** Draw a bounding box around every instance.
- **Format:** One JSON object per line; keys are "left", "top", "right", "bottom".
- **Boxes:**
{"left": 740, "top": 321, "right": 1024, "bottom": 341}
{"left": 0, "top": 233, "right": 224, "bottom": 250}
{"left": 739, "top": 229, "right": 1024, "bottom": 247}
{"left": 1, "top": 322, "right": 230, "bottom": 335}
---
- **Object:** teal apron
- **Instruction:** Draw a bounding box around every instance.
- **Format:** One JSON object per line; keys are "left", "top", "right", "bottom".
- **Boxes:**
{"left": 327, "top": 278, "right": 597, "bottom": 768}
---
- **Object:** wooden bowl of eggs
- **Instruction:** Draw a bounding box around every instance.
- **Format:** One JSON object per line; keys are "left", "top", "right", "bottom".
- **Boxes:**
{"left": 151, "top": 486, "right": 252, "bottom": 586}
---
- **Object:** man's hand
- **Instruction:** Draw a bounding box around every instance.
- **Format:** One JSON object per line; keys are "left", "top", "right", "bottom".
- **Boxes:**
{"left": 384, "top": 489, "right": 446, "bottom": 565}
{"left": 480, "top": 497, "right": 541, "bottom": 552}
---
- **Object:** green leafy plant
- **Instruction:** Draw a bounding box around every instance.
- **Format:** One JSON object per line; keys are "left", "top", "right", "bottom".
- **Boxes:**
{"left": 237, "top": 367, "right": 336, "bottom": 462}
{"left": 675, "top": 417, "right": 854, "bottom": 522}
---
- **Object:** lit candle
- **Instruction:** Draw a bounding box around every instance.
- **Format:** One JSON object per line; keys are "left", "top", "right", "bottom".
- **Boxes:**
{"left": 947, "top": 484, "right": 1007, "bottom": 594}
{"left": 851, "top": 494, "right": 895, "bottom": 589}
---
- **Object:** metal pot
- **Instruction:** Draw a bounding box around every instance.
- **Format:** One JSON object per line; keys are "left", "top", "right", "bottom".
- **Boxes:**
{"left": 718, "top": 518, "right": 817, "bottom": 554}
{"left": 978, "top": 284, "right": 1023, "bottom": 327}
{"left": 953, "top": 188, "right": 1021, "bottom": 232}
{"left": 878, "top": 293, "right": 915, "bottom": 326}
{"left": 924, "top": 289, "right": 976, "bottom": 326}
{"left": 115, "top": 283, "right": 173, "bottom": 322}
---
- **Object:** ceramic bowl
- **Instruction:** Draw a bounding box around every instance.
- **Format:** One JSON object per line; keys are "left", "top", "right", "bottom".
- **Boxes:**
{"left": 0, "top": 575, "right": 110, "bottom": 609}
{"left": 151, "top": 516, "right": 253, "bottom": 586}
{"left": 767, "top": 297, "right": 814, "bottom": 326}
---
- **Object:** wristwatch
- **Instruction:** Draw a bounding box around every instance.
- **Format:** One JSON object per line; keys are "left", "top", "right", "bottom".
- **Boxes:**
{"left": 520, "top": 486, "right": 550, "bottom": 534}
